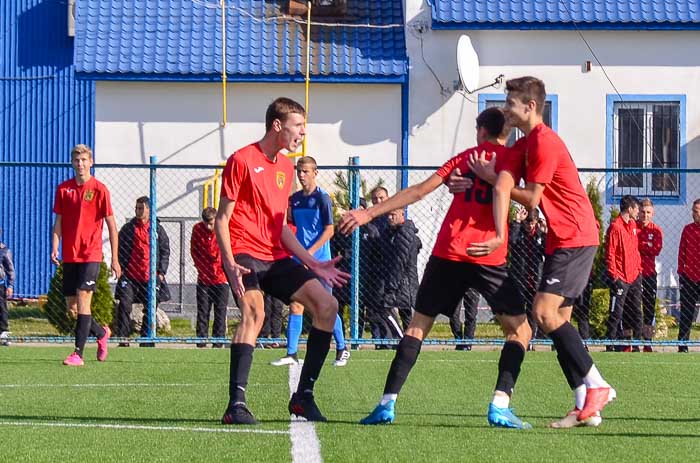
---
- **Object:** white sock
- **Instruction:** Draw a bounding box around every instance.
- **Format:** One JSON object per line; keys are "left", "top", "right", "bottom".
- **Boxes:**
{"left": 380, "top": 394, "right": 397, "bottom": 405}
{"left": 583, "top": 365, "right": 609, "bottom": 389}
{"left": 491, "top": 392, "right": 510, "bottom": 409}
{"left": 574, "top": 385, "right": 586, "bottom": 410}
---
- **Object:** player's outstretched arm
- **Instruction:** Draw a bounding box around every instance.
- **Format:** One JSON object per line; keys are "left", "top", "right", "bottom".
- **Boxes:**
{"left": 280, "top": 226, "right": 350, "bottom": 287}
{"left": 51, "top": 215, "right": 62, "bottom": 265}
{"left": 215, "top": 197, "right": 251, "bottom": 299}
{"left": 105, "top": 215, "right": 122, "bottom": 279}
{"left": 510, "top": 182, "right": 546, "bottom": 210}
{"left": 338, "top": 173, "right": 444, "bottom": 235}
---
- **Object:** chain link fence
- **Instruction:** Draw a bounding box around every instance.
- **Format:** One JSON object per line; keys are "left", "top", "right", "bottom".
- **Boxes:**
{"left": 3, "top": 161, "right": 700, "bottom": 349}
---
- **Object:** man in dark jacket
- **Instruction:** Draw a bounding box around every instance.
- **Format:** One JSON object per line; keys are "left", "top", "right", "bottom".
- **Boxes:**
{"left": 114, "top": 196, "right": 170, "bottom": 346}
{"left": 0, "top": 227, "right": 15, "bottom": 346}
{"left": 375, "top": 208, "right": 422, "bottom": 339}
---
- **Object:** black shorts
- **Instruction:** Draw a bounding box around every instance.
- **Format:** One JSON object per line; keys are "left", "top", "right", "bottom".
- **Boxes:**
{"left": 63, "top": 262, "right": 101, "bottom": 296}
{"left": 538, "top": 246, "right": 597, "bottom": 303}
{"left": 414, "top": 256, "right": 525, "bottom": 318}
{"left": 234, "top": 254, "right": 318, "bottom": 304}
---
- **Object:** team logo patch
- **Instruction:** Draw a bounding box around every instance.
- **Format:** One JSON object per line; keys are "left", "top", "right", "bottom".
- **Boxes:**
{"left": 276, "top": 172, "right": 286, "bottom": 189}
{"left": 84, "top": 190, "right": 95, "bottom": 201}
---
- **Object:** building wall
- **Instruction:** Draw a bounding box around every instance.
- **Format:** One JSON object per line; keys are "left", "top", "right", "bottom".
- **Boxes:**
{"left": 1, "top": 0, "right": 95, "bottom": 296}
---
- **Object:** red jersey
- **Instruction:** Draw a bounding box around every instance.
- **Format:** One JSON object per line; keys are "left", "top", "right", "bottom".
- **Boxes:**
{"left": 53, "top": 176, "right": 113, "bottom": 263}
{"left": 524, "top": 123, "right": 599, "bottom": 254}
{"left": 432, "top": 141, "right": 523, "bottom": 265}
{"left": 191, "top": 222, "right": 227, "bottom": 285}
{"left": 605, "top": 215, "right": 641, "bottom": 284}
{"left": 220, "top": 143, "right": 294, "bottom": 261}
{"left": 125, "top": 221, "right": 150, "bottom": 282}
{"left": 637, "top": 221, "right": 663, "bottom": 277}
{"left": 678, "top": 222, "right": 700, "bottom": 283}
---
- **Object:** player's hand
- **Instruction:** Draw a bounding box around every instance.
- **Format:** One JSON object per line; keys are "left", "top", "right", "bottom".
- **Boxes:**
{"left": 466, "top": 236, "right": 504, "bottom": 257}
{"left": 338, "top": 209, "right": 372, "bottom": 236}
{"left": 515, "top": 207, "right": 528, "bottom": 223}
{"left": 467, "top": 150, "right": 497, "bottom": 184}
{"left": 111, "top": 259, "right": 122, "bottom": 279}
{"left": 311, "top": 256, "right": 350, "bottom": 288}
{"left": 224, "top": 261, "right": 252, "bottom": 299}
{"left": 50, "top": 249, "right": 60, "bottom": 265}
{"left": 447, "top": 168, "right": 473, "bottom": 194}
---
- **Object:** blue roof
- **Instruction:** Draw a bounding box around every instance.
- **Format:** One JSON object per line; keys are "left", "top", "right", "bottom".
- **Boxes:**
{"left": 74, "top": 0, "right": 406, "bottom": 81}
{"left": 429, "top": 0, "right": 700, "bottom": 30}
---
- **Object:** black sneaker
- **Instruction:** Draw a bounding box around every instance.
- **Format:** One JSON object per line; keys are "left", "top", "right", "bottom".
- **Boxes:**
{"left": 288, "top": 392, "right": 327, "bottom": 422}
{"left": 221, "top": 402, "right": 258, "bottom": 425}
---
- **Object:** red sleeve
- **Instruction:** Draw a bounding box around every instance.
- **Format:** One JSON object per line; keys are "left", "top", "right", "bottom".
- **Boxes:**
{"left": 678, "top": 227, "right": 687, "bottom": 276}
{"left": 190, "top": 224, "right": 205, "bottom": 274}
{"left": 99, "top": 184, "right": 113, "bottom": 218}
{"left": 435, "top": 153, "right": 462, "bottom": 179}
{"left": 606, "top": 226, "right": 623, "bottom": 281}
{"left": 526, "top": 135, "right": 557, "bottom": 185}
{"left": 220, "top": 153, "right": 247, "bottom": 202}
{"left": 652, "top": 227, "right": 663, "bottom": 257}
{"left": 53, "top": 187, "right": 63, "bottom": 215}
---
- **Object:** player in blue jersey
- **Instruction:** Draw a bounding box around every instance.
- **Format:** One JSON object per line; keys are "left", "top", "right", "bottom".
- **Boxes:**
{"left": 271, "top": 156, "right": 351, "bottom": 367}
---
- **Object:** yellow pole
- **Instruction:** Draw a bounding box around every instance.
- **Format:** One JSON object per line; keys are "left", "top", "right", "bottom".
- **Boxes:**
{"left": 221, "top": 0, "right": 227, "bottom": 126}
{"left": 302, "top": 1, "right": 311, "bottom": 156}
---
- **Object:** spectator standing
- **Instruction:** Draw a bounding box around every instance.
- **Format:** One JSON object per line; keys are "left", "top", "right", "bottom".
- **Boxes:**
{"left": 114, "top": 196, "right": 170, "bottom": 347}
{"left": 449, "top": 289, "right": 480, "bottom": 351}
{"left": 0, "top": 228, "right": 16, "bottom": 346}
{"left": 259, "top": 293, "right": 284, "bottom": 347}
{"left": 509, "top": 207, "right": 546, "bottom": 339}
{"left": 51, "top": 144, "right": 120, "bottom": 365}
{"left": 637, "top": 198, "right": 663, "bottom": 351}
{"left": 677, "top": 198, "right": 700, "bottom": 353}
{"left": 191, "top": 207, "right": 228, "bottom": 348}
{"left": 604, "top": 195, "right": 642, "bottom": 351}
{"left": 377, "top": 208, "right": 422, "bottom": 337}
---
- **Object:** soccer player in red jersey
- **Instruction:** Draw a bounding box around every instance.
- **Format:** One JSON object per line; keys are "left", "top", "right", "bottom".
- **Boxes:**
{"left": 677, "top": 198, "right": 700, "bottom": 353}
{"left": 469, "top": 76, "right": 615, "bottom": 427}
{"left": 339, "top": 108, "right": 533, "bottom": 428}
{"left": 215, "top": 97, "right": 349, "bottom": 425}
{"left": 51, "top": 144, "right": 121, "bottom": 366}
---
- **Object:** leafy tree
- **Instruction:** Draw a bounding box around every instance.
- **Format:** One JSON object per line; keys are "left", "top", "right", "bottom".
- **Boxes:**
{"left": 331, "top": 171, "right": 385, "bottom": 222}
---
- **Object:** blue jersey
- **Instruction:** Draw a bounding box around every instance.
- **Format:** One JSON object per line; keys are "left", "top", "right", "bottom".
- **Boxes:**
{"left": 289, "top": 187, "right": 333, "bottom": 262}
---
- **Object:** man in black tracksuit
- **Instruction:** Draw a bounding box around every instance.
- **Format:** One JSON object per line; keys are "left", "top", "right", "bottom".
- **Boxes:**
{"left": 0, "top": 228, "right": 16, "bottom": 345}
{"left": 114, "top": 197, "right": 170, "bottom": 346}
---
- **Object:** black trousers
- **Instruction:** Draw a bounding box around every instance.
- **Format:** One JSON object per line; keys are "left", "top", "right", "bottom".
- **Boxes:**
{"left": 641, "top": 275, "right": 658, "bottom": 327}
{"left": 115, "top": 279, "right": 157, "bottom": 337}
{"left": 573, "top": 281, "right": 593, "bottom": 340}
{"left": 0, "top": 285, "right": 7, "bottom": 332}
{"left": 449, "top": 288, "right": 480, "bottom": 341}
{"left": 678, "top": 276, "right": 700, "bottom": 342}
{"left": 606, "top": 277, "right": 642, "bottom": 342}
{"left": 367, "top": 306, "right": 403, "bottom": 340}
{"left": 260, "top": 293, "right": 283, "bottom": 338}
{"left": 196, "top": 283, "right": 228, "bottom": 338}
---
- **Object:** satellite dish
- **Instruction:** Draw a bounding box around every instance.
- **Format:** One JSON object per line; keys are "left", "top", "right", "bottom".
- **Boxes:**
{"left": 457, "top": 35, "right": 480, "bottom": 93}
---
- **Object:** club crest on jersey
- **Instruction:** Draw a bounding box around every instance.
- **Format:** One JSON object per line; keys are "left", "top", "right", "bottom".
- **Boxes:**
{"left": 84, "top": 190, "right": 95, "bottom": 201}
{"left": 276, "top": 172, "right": 286, "bottom": 189}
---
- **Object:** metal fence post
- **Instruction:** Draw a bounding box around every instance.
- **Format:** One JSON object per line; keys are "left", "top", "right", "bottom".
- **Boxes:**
{"left": 147, "top": 155, "right": 158, "bottom": 341}
{"left": 348, "top": 156, "right": 361, "bottom": 342}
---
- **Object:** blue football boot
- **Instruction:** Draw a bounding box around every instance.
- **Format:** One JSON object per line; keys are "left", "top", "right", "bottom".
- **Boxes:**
{"left": 487, "top": 403, "right": 532, "bottom": 429}
{"left": 360, "top": 400, "right": 395, "bottom": 425}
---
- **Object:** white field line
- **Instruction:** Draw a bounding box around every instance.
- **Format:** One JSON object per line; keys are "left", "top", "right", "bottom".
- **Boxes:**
{"left": 288, "top": 360, "right": 323, "bottom": 463}
{"left": 0, "top": 383, "right": 277, "bottom": 389}
{"left": 0, "top": 420, "right": 288, "bottom": 435}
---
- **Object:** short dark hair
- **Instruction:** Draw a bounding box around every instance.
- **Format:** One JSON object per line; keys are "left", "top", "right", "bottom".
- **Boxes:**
{"left": 506, "top": 76, "right": 546, "bottom": 115}
{"left": 693, "top": 198, "right": 700, "bottom": 207}
{"left": 202, "top": 207, "right": 217, "bottom": 222}
{"left": 476, "top": 107, "right": 506, "bottom": 138}
{"left": 136, "top": 196, "right": 150, "bottom": 207}
{"left": 265, "top": 97, "right": 306, "bottom": 132}
{"left": 619, "top": 195, "right": 639, "bottom": 212}
{"left": 370, "top": 186, "right": 388, "bottom": 197}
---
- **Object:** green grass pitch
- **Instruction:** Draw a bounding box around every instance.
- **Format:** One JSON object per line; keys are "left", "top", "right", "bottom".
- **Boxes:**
{"left": 1, "top": 346, "right": 699, "bottom": 462}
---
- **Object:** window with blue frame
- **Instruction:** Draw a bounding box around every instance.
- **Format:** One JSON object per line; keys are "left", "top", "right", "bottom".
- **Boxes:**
{"left": 478, "top": 94, "right": 557, "bottom": 147}
{"left": 607, "top": 95, "right": 686, "bottom": 203}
